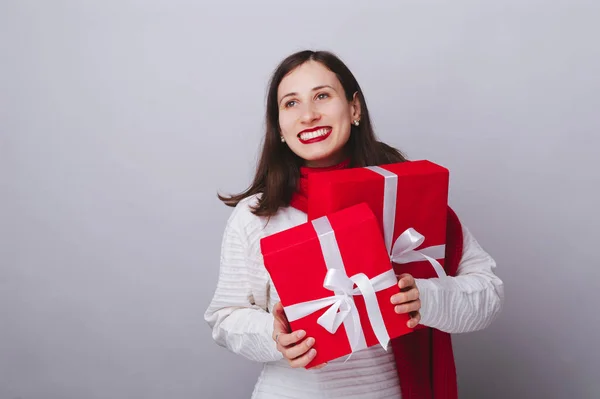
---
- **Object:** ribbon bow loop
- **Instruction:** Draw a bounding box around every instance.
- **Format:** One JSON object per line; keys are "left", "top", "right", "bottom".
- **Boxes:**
{"left": 390, "top": 228, "right": 425, "bottom": 260}
{"left": 390, "top": 228, "right": 447, "bottom": 278}
{"left": 317, "top": 269, "right": 356, "bottom": 334}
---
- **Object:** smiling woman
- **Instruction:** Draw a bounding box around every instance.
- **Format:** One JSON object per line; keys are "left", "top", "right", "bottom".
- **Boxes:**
{"left": 204, "top": 50, "right": 504, "bottom": 399}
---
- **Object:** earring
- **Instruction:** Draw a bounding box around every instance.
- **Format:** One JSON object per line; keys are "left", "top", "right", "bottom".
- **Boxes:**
{"left": 280, "top": 136, "right": 285, "bottom": 143}
{"left": 353, "top": 119, "right": 360, "bottom": 127}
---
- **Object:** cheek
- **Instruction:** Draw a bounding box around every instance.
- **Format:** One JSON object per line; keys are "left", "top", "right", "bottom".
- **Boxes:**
{"left": 278, "top": 112, "right": 295, "bottom": 137}
{"left": 326, "top": 104, "right": 351, "bottom": 131}
{"left": 321, "top": 101, "right": 351, "bottom": 121}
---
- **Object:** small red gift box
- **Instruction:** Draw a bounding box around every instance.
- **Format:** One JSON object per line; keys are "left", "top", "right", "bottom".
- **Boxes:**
{"left": 307, "top": 160, "right": 450, "bottom": 281}
{"left": 260, "top": 203, "right": 412, "bottom": 368}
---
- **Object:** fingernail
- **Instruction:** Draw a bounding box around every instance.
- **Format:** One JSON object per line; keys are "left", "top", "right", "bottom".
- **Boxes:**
{"left": 306, "top": 337, "right": 315, "bottom": 347}
{"left": 390, "top": 295, "right": 398, "bottom": 305}
{"left": 395, "top": 305, "right": 401, "bottom": 314}
{"left": 309, "top": 349, "right": 316, "bottom": 358}
{"left": 297, "top": 330, "right": 306, "bottom": 339}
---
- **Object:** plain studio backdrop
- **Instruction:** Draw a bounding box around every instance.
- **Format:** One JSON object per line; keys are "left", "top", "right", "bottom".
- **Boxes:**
{"left": 1, "top": 1, "right": 599, "bottom": 398}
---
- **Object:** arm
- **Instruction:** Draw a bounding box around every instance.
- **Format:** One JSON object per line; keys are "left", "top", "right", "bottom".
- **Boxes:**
{"left": 204, "top": 207, "right": 283, "bottom": 363}
{"left": 415, "top": 226, "right": 505, "bottom": 333}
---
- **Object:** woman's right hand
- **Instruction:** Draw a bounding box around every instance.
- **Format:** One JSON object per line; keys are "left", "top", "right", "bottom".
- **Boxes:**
{"left": 272, "top": 302, "right": 326, "bottom": 369}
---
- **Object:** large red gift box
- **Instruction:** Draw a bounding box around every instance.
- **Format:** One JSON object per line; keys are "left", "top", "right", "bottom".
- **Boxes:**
{"left": 308, "top": 160, "right": 450, "bottom": 281}
{"left": 260, "top": 203, "right": 413, "bottom": 368}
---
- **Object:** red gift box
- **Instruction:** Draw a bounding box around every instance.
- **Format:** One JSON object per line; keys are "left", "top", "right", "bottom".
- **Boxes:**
{"left": 308, "top": 160, "right": 450, "bottom": 281}
{"left": 260, "top": 203, "right": 413, "bottom": 368}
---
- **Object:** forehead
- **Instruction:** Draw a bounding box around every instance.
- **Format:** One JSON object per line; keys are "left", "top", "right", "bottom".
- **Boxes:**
{"left": 277, "top": 61, "right": 342, "bottom": 98}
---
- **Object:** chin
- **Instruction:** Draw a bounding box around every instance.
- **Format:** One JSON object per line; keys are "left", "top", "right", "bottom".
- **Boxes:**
{"left": 301, "top": 152, "right": 332, "bottom": 163}
{"left": 301, "top": 151, "right": 345, "bottom": 167}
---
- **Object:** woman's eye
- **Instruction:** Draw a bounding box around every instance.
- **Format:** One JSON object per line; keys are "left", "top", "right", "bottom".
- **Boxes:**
{"left": 285, "top": 100, "right": 297, "bottom": 108}
{"left": 316, "top": 93, "right": 329, "bottom": 100}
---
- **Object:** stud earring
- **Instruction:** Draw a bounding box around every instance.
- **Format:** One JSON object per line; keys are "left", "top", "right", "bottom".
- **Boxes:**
{"left": 280, "top": 136, "right": 285, "bottom": 143}
{"left": 353, "top": 119, "right": 360, "bottom": 127}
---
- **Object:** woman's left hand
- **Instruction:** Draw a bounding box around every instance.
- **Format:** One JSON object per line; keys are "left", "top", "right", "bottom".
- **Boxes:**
{"left": 391, "top": 273, "right": 421, "bottom": 328}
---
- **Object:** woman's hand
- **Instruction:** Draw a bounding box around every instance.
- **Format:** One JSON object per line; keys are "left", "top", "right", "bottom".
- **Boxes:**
{"left": 272, "top": 302, "right": 326, "bottom": 369}
{"left": 391, "top": 273, "right": 422, "bottom": 328}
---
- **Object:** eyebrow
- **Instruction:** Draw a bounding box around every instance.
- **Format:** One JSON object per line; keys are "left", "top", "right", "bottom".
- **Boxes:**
{"left": 279, "top": 85, "right": 335, "bottom": 104}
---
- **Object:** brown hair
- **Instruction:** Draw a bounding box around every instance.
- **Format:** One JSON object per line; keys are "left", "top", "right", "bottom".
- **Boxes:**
{"left": 218, "top": 50, "right": 407, "bottom": 216}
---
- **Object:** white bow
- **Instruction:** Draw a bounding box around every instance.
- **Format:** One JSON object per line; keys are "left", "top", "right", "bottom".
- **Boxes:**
{"left": 284, "top": 268, "right": 398, "bottom": 351}
{"left": 391, "top": 228, "right": 447, "bottom": 277}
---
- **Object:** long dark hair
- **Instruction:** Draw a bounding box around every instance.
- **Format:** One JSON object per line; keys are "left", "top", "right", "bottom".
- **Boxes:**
{"left": 218, "top": 50, "right": 407, "bottom": 216}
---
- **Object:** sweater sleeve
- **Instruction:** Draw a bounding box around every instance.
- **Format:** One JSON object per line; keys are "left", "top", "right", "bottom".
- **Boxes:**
{"left": 204, "top": 205, "right": 283, "bottom": 363}
{"left": 415, "top": 226, "right": 505, "bottom": 333}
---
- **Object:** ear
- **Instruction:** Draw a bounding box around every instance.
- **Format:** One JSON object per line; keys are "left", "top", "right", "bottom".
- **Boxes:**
{"left": 350, "top": 91, "right": 362, "bottom": 121}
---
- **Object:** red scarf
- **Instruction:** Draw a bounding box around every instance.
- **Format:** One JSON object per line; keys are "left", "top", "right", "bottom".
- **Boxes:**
{"left": 290, "top": 160, "right": 462, "bottom": 399}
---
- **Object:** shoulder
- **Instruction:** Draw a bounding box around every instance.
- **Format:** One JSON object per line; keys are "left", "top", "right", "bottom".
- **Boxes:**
{"left": 461, "top": 225, "right": 495, "bottom": 263}
{"left": 448, "top": 208, "right": 492, "bottom": 262}
{"left": 223, "top": 195, "right": 304, "bottom": 262}
{"left": 445, "top": 207, "right": 498, "bottom": 275}
{"left": 453, "top": 218, "right": 499, "bottom": 278}
{"left": 225, "top": 194, "right": 265, "bottom": 233}
{"left": 224, "top": 194, "right": 306, "bottom": 242}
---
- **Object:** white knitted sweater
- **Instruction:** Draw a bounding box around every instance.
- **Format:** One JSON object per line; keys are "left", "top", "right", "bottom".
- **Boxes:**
{"left": 204, "top": 195, "right": 504, "bottom": 398}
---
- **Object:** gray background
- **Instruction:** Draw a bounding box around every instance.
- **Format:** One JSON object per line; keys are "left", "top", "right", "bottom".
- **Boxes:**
{"left": 2, "top": 1, "right": 599, "bottom": 398}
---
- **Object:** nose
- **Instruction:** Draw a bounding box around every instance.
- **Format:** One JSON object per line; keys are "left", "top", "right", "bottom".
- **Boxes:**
{"left": 299, "top": 102, "right": 321, "bottom": 124}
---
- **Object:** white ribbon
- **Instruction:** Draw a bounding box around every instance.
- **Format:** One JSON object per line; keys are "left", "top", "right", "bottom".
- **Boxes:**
{"left": 390, "top": 228, "right": 447, "bottom": 278}
{"left": 283, "top": 217, "right": 398, "bottom": 353}
{"left": 365, "top": 166, "right": 447, "bottom": 278}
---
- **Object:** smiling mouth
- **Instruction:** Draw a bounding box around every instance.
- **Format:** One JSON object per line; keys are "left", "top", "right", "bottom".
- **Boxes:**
{"left": 297, "top": 127, "right": 332, "bottom": 144}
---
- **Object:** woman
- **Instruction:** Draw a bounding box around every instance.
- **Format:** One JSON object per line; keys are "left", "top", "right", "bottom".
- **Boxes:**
{"left": 205, "top": 50, "right": 504, "bottom": 399}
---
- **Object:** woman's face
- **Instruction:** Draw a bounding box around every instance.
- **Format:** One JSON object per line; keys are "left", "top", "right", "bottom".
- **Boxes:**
{"left": 277, "top": 61, "right": 361, "bottom": 167}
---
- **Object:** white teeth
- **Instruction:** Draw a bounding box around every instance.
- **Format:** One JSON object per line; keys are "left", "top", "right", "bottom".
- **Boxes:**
{"left": 299, "top": 128, "right": 330, "bottom": 141}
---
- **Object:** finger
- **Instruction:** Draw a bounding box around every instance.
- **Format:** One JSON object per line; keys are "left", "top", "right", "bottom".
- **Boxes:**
{"left": 407, "top": 311, "right": 421, "bottom": 328}
{"left": 397, "top": 274, "right": 415, "bottom": 291}
{"left": 281, "top": 337, "right": 315, "bottom": 360}
{"left": 272, "top": 317, "right": 289, "bottom": 342}
{"left": 273, "top": 302, "right": 285, "bottom": 318}
{"left": 390, "top": 287, "right": 419, "bottom": 304}
{"left": 276, "top": 330, "right": 307, "bottom": 348}
{"left": 394, "top": 299, "right": 421, "bottom": 315}
{"left": 312, "top": 363, "right": 327, "bottom": 370}
{"left": 272, "top": 302, "right": 291, "bottom": 335}
{"left": 273, "top": 317, "right": 290, "bottom": 337}
{"left": 273, "top": 302, "right": 289, "bottom": 325}
{"left": 289, "top": 348, "right": 317, "bottom": 368}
